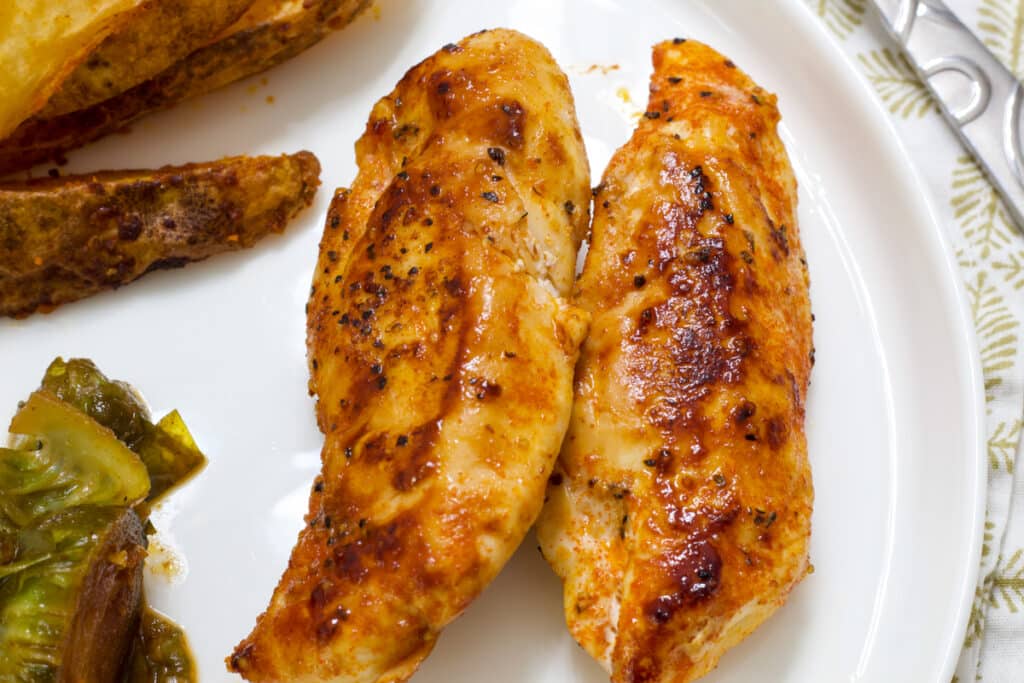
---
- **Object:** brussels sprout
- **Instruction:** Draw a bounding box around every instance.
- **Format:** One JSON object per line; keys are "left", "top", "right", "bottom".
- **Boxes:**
{"left": 0, "top": 506, "right": 145, "bottom": 682}
{"left": 38, "top": 359, "right": 205, "bottom": 507}
{"left": 123, "top": 606, "right": 196, "bottom": 683}
{"left": 2, "top": 392, "right": 150, "bottom": 526}
{"left": 40, "top": 358, "right": 152, "bottom": 449}
{"left": 0, "top": 358, "right": 201, "bottom": 682}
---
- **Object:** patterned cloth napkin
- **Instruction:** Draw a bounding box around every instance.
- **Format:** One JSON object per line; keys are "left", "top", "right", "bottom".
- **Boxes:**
{"left": 806, "top": 1, "right": 1024, "bottom": 680}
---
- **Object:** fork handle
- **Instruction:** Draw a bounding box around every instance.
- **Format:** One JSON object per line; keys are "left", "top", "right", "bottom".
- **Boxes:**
{"left": 874, "top": 0, "right": 1024, "bottom": 233}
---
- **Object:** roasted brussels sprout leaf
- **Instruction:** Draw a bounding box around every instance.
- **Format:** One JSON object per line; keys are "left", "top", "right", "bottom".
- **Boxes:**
{"left": 123, "top": 606, "right": 196, "bottom": 683}
{"left": 39, "top": 358, "right": 206, "bottom": 506}
{"left": 0, "top": 506, "right": 145, "bottom": 682}
{"left": 3, "top": 391, "right": 150, "bottom": 526}
{"left": 41, "top": 358, "right": 152, "bottom": 449}
{"left": 135, "top": 410, "right": 206, "bottom": 509}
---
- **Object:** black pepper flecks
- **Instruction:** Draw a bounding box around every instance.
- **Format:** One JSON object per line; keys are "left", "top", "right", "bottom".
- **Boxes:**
{"left": 488, "top": 147, "right": 506, "bottom": 165}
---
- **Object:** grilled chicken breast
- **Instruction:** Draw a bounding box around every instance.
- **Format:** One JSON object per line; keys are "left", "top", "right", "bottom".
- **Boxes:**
{"left": 230, "top": 29, "right": 590, "bottom": 682}
{"left": 536, "top": 39, "right": 814, "bottom": 683}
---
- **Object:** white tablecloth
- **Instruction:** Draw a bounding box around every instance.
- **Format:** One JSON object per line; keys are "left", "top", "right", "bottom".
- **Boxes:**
{"left": 807, "top": 1, "right": 1024, "bottom": 679}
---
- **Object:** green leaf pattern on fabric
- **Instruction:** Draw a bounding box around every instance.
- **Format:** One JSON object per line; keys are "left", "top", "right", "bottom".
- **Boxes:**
{"left": 978, "top": 0, "right": 1024, "bottom": 77}
{"left": 990, "top": 421, "right": 1022, "bottom": 472}
{"left": 965, "top": 271, "right": 1019, "bottom": 405}
{"left": 993, "top": 549, "right": 1024, "bottom": 613}
{"left": 953, "top": 156, "right": 1016, "bottom": 259}
{"left": 993, "top": 248, "right": 1024, "bottom": 289}
{"left": 806, "top": 0, "right": 866, "bottom": 39}
{"left": 857, "top": 48, "right": 937, "bottom": 117}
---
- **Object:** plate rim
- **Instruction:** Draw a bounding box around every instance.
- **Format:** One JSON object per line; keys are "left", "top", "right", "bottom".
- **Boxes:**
{"left": 0, "top": 1, "right": 989, "bottom": 679}
{"left": 784, "top": 0, "right": 988, "bottom": 677}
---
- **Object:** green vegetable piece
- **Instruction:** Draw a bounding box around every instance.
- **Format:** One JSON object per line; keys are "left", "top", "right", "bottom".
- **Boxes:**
{"left": 40, "top": 358, "right": 152, "bottom": 449}
{"left": 135, "top": 411, "right": 206, "bottom": 508}
{"left": 0, "top": 506, "right": 145, "bottom": 682}
{"left": 38, "top": 358, "right": 206, "bottom": 507}
{"left": 2, "top": 391, "right": 150, "bottom": 525}
{"left": 123, "top": 606, "right": 196, "bottom": 683}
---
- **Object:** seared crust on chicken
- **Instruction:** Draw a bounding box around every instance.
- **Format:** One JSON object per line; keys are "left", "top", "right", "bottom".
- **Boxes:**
{"left": 536, "top": 39, "right": 814, "bottom": 683}
{"left": 229, "top": 29, "right": 590, "bottom": 682}
{"left": 0, "top": 151, "right": 320, "bottom": 318}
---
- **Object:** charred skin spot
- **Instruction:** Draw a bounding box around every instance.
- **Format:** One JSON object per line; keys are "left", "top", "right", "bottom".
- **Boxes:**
{"left": 117, "top": 214, "right": 143, "bottom": 241}
{"left": 229, "top": 643, "right": 255, "bottom": 673}
{"left": 766, "top": 416, "right": 789, "bottom": 449}
{"left": 468, "top": 376, "right": 502, "bottom": 401}
{"left": 309, "top": 579, "right": 334, "bottom": 611}
{"left": 645, "top": 539, "right": 723, "bottom": 625}
{"left": 426, "top": 68, "right": 473, "bottom": 120}
{"left": 733, "top": 400, "right": 757, "bottom": 425}
{"left": 769, "top": 221, "right": 790, "bottom": 259}
{"left": 315, "top": 606, "right": 350, "bottom": 644}
{"left": 491, "top": 100, "right": 526, "bottom": 149}
{"left": 329, "top": 516, "right": 413, "bottom": 586}
{"left": 143, "top": 256, "right": 190, "bottom": 273}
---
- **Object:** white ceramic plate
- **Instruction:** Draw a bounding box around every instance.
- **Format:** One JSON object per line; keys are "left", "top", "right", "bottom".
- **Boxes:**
{"left": 0, "top": 1, "right": 985, "bottom": 681}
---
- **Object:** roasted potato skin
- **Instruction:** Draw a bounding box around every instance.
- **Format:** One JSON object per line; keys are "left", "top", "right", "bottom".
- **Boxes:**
{"left": 39, "top": 0, "right": 257, "bottom": 118}
{"left": 0, "top": 152, "right": 321, "bottom": 318}
{"left": 0, "top": 0, "right": 371, "bottom": 176}
{"left": 59, "top": 508, "right": 147, "bottom": 683}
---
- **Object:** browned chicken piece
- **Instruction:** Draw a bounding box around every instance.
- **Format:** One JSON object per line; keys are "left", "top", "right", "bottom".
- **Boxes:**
{"left": 0, "top": 0, "right": 371, "bottom": 176}
{"left": 536, "top": 39, "right": 814, "bottom": 683}
{"left": 228, "top": 29, "right": 591, "bottom": 683}
{"left": 0, "top": 152, "right": 320, "bottom": 317}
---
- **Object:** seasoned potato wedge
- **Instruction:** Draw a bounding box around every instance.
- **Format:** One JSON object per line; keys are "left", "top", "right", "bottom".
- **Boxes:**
{"left": 0, "top": 0, "right": 142, "bottom": 141}
{"left": 39, "top": 0, "right": 258, "bottom": 118}
{"left": 0, "top": 0, "right": 371, "bottom": 176}
{"left": 0, "top": 152, "right": 321, "bottom": 318}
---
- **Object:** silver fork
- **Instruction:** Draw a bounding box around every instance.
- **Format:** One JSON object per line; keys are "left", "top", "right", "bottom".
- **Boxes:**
{"left": 872, "top": 0, "right": 1024, "bottom": 232}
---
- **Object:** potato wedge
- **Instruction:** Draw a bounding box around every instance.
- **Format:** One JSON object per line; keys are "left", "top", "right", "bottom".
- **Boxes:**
{"left": 0, "top": 0, "right": 371, "bottom": 176}
{"left": 0, "top": 0, "right": 143, "bottom": 141}
{"left": 39, "top": 0, "right": 258, "bottom": 118}
{"left": 0, "top": 152, "right": 321, "bottom": 318}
